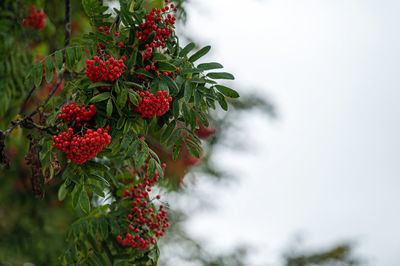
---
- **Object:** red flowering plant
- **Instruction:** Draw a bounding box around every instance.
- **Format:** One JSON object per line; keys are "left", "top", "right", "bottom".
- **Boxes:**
{"left": 0, "top": 0, "right": 238, "bottom": 264}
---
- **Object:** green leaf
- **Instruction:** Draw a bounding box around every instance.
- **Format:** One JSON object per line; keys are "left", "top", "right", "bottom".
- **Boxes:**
{"left": 180, "top": 42, "right": 195, "bottom": 57}
{"left": 81, "top": 218, "right": 89, "bottom": 233}
{"left": 120, "top": 130, "right": 134, "bottom": 150}
{"left": 65, "top": 47, "right": 75, "bottom": 69}
{"left": 90, "top": 174, "right": 110, "bottom": 187}
{"left": 133, "top": 0, "right": 144, "bottom": 10}
{"left": 158, "top": 62, "right": 177, "bottom": 72}
{"left": 215, "top": 85, "right": 239, "bottom": 98}
{"left": 160, "top": 74, "right": 179, "bottom": 94}
{"left": 147, "top": 158, "right": 156, "bottom": 180}
{"left": 161, "top": 120, "right": 176, "bottom": 143}
{"left": 87, "top": 184, "right": 105, "bottom": 197}
{"left": 82, "top": 0, "right": 97, "bottom": 17}
{"left": 118, "top": 88, "right": 128, "bottom": 108}
{"left": 54, "top": 50, "right": 63, "bottom": 71}
{"left": 152, "top": 52, "right": 168, "bottom": 61}
{"left": 33, "top": 62, "right": 43, "bottom": 88}
{"left": 128, "top": 89, "right": 139, "bottom": 106}
{"left": 180, "top": 68, "right": 201, "bottom": 75}
{"left": 126, "top": 139, "right": 139, "bottom": 158}
{"left": 88, "top": 82, "right": 111, "bottom": 89}
{"left": 124, "top": 81, "right": 143, "bottom": 90}
{"left": 72, "top": 185, "right": 82, "bottom": 208}
{"left": 135, "top": 150, "right": 149, "bottom": 170}
{"left": 89, "top": 92, "right": 110, "bottom": 103}
{"left": 216, "top": 92, "right": 228, "bottom": 111}
{"left": 166, "top": 128, "right": 182, "bottom": 148}
{"left": 184, "top": 82, "right": 193, "bottom": 102}
{"left": 172, "top": 138, "right": 183, "bottom": 160}
{"left": 75, "top": 46, "right": 82, "bottom": 61}
{"left": 79, "top": 189, "right": 90, "bottom": 214}
{"left": 189, "top": 77, "right": 206, "bottom": 84}
{"left": 197, "top": 62, "right": 223, "bottom": 71}
{"left": 99, "top": 217, "right": 108, "bottom": 239}
{"left": 58, "top": 182, "right": 68, "bottom": 201}
{"left": 49, "top": 165, "right": 55, "bottom": 179}
{"left": 186, "top": 142, "right": 200, "bottom": 158}
{"left": 207, "top": 72, "right": 235, "bottom": 80}
{"left": 136, "top": 68, "right": 155, "bottom": 79}
{"left": 90, "top": 217, "right": 98, "bottom": 237}
{"left": 172, "top": 100, "right": 179, "bottom": 119}
{"left": 110, "top": 219, "right": 120, "bottom": 234}
{"left": 106, "top": 99, "right": 113, "bottom": 117}
{"left": 44, "top": 56, "right": 54, "bottom": 83}
{"left": 189, "top": 45, "right": 211, "bottom": 63}
{"left": 155, "top": 161, "right": 164, "bottom": 178}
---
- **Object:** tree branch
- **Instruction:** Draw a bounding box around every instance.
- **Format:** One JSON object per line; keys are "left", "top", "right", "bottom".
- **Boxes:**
{"left": 20, "top": 85, "right": 36, "bottom": 114}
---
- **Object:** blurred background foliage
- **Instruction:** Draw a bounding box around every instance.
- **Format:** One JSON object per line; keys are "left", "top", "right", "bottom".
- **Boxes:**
{"left": 0, "top": 0, "right": 360, "bottom": 265}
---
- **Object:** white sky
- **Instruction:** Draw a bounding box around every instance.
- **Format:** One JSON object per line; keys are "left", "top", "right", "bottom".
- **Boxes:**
{"left": 178, "top": 0, "right": 400, "bottom": 265}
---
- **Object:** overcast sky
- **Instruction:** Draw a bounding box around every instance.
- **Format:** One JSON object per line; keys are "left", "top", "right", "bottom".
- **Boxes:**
{"left": 178, "top": 0, "right": 400, "bottom": 265}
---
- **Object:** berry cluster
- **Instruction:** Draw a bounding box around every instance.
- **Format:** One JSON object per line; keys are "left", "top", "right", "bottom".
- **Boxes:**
{"left": 136, "top": 4, "right": 177, "bottom": 49}
{"left": 130, "top": 90, "right": 172, "bottom": 118}
{"left": 22, "top": 6, "right": 46, "bottom": 31}
{"left": 58, "top": 103, "right": 96, "bottom": 126}
{"left": 52, "top": 127, "right": 111, "bottom": 164}
{"left": 117, "top": 164, "right": 169, "bottom": 249}
{"left": 86, "top": 56, "right": 126, "bottom": 83}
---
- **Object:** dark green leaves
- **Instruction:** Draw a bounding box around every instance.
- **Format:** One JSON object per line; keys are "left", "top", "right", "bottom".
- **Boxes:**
{"left": 45, "top": 55, "right": 54, "bottom": 83}
{"left": 54, "top": 50, "right": 63, "bottom": 71}
{"left": 58, "top": 182, "right": 68, "bottom": 201}
{"left": 89, "top": 92, "right": 110, "bottom": 103}
{"left": 88, "top": 82, "right": 110, "bottom": 89}
{"left": 184, "top": 82, "right": 193, "bottom": 102}
{"left": 189, "top": 45, "right": 211, "bottom": 63}
{"left": 172, "top": 138, "right": 183, "bottom": 160}
{"left": 33, "top": 62, "right": 42, "bottom": 88}
{"left": 166, "top": 128, "right": 182, "bottom": 148}
{"left": 158, "top": 62, "right": 177, "bottom": 72}
{"left": 160, "top": 74, "right": 179, "bottom": 94}
{"left": 82, "top": 0, "right": 98, "bottom": 17}
{"left": 207, "top": 72, "right": 235, "bottom": 80}
{"left": 197, "top": 62, "right": 223, "bottom": 71}
{"left": 152, "top": 53, "right": 168, "bottom": 61}
{"left": 128, "top": 89, "right": 139, "bottom": 106}
{"left": 133, "top": 0, "right": 144, "bottom": 10}
{"left": 186, "top": 142, "right": 200, "bottom": 158}
{"left": 79, "top": 189, "right": 90, "bottom": 214}
{"left": 215, "top": 85, "right": 239, "bottom": 98}
{"left": 135, "top": 150, "right": 149, "bottom": 170}
{"left": 180, "top": 42, "right": 195, "bottom": 57}
{"left": 106, "top": 99, "right": 113, "bottom": 117}
{"left": 65, "top": 47, "right": 75, "bottom": 69}
{"left": 161, "top": 120, "right": 176, "bottom": 143}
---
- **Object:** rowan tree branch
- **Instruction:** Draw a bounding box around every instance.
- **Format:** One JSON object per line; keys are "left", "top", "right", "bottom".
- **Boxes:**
{"left": 0, "top": 0, "right": 73, "bottom": 166}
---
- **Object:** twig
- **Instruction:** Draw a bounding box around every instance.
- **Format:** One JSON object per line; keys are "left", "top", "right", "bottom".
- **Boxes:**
{"left": 110, "top": 14, "right": 120, "bottom": 32}
{"left": 20, "top": 85, "right": 36, "bottom": 114}
{"left": 3, "top": 72, "right": 64, "bottom": 136}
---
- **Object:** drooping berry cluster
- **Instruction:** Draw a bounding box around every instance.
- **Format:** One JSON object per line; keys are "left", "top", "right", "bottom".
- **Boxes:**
{"left": 22, "top": 6, "right": 46, "bottom": 31}
{"left": 117, "top": 163, "right": 169, "bottom": 249}
{"left": 136, "top": 4, "right": 177, "bottom": 49}
{"left": 86, "top": 56, "right": 126, "bottom": 83}
{"left": 58, "top": 103, "right": 96, "bottom": 126}
{"left": 52, "top": 127, "right": 111, "bottom": 164}
{"left": 131, "top": 90, "right": 172, "bottom": 118}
